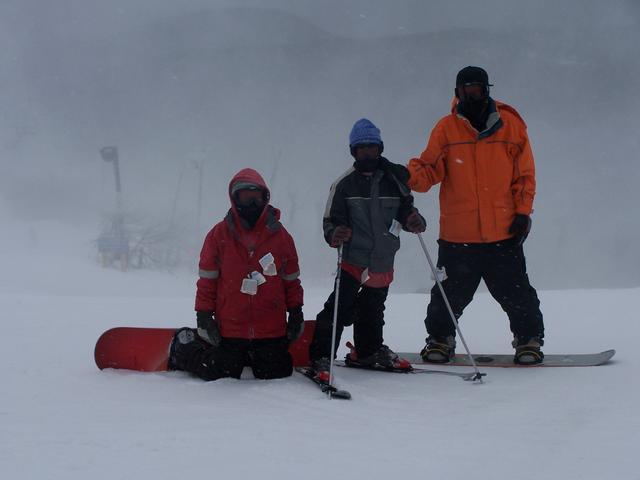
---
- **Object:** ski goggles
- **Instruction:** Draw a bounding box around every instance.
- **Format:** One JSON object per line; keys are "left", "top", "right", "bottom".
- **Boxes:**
{"left": 234, "top": 189, "right": 266, "bottom": 207}
{"left": 458, "top": 83, "right": 489, "bottom": 100}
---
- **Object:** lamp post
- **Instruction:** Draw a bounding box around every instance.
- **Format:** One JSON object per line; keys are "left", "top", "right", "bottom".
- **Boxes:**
{"left": 100, "top": 146, "right": 122, "bottom": 217}
{"left": 99, "top": 146, "right": 128, "bottom": 270}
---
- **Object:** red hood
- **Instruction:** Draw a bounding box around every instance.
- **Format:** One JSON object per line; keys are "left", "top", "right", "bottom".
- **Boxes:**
{"left": 227, "top": 168, "right": 271, "bottom": 204}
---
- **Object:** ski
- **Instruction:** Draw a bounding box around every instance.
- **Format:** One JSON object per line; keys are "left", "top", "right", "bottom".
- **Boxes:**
{"left": 396, "top": 349, "right": 616, "bottom": 368}
{"left": 335, "top": 360, "right": 484, "bottom": 381}
{"left": 295, "top": 367, "right": 351, "bottom": 399}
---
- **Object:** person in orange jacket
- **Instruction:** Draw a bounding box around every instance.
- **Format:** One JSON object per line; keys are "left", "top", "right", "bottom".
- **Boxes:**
{"left": 407, "top": 66, "right": 544, "bottom": 365}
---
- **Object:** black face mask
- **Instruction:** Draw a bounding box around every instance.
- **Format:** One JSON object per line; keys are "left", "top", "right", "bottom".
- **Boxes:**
{"left": 236, "top": 199, "right": 265, "bottom": 228}
{"left": 354, "top": 156, "right": 381, "bottom": 173}
{"left": 459, "top": 98, "right": 489, "bottom": 131}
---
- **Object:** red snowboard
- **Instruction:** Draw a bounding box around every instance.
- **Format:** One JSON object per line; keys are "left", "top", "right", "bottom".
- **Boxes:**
{"left": 94, "top": 320, "right": 316, "bottom": 371}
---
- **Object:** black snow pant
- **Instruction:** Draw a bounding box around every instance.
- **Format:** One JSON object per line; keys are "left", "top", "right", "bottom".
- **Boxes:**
{"left": 309, "top": 270, "right": 389, "bottom": 361}
{"left": 172, "top": 330, "right": 293, "bottom": 381}
{"left": 426, "top": 238, "right": 544, "bottom": 342}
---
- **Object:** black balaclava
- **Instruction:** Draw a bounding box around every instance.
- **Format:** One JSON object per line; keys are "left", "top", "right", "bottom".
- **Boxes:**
{"left": 459, "top": 98, "right": 489, "bottom": 131}
{"left": 353, "top": 148, "right": 382, "bottom": 173}
{"left": 455, "top": 66, "right": 493, "bottom": 131}
{"left": 235, "top": 198, "right": 264, "bottom": 228}
{"left": 232, "top": 181, "right": 268, "bottom": 228}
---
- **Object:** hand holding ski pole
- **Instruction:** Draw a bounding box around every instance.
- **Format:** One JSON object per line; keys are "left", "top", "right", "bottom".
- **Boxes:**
{"left": 404, "top": 208, "right": 427, "bottom": 233}
{"left": 330, "top": 226, "right": 352, "bottom": 247}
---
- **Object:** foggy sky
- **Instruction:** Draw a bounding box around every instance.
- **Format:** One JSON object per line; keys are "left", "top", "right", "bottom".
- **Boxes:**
{"left": 1, "top": 0, "right": 639, "bottom": 290}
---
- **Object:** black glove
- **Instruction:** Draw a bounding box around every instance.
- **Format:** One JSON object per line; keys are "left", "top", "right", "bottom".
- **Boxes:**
{"left": 330, "top": 226, "right": 352, "bottom": 247}
{"left": 286, "top": 306, "right": 305, "bottom": 343}
{"left": 509, "top": 214, "right": 532, "bottom": 245}
{"left": 403, "top": 208, "right": 427, "bottom": 233}
{"left": 196, "top": 311, "right": 221, "bottom": 346}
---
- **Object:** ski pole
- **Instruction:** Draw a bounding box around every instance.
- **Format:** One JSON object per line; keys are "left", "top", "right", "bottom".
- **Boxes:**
{"left": 327, "top": 244, "right": 343, "bottom": 397}
{"left": 417, "top": 233, "right": 484, "bottom": 382}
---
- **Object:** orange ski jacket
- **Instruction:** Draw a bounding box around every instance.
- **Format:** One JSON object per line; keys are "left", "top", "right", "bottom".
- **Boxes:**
{"left": 408, "top": 98, "right": 536, "bottom": 243}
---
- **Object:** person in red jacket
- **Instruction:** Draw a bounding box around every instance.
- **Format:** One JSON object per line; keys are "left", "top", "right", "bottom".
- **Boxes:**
{"left": 407, "top": 66, "right": 544, "bottom": 365}
{"left": 168, "top": 168, "right": 305, "bottom": 380}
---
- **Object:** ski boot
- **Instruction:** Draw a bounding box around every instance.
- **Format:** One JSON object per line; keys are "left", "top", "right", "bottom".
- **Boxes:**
{"left": 512, "top": 336, "right": 544, "bottom": 365}
{"left": 309, "top": 357, "right": 332, "bottom": 384}
{"left": 345, "top": 342, "right": 412, "bottom": 371}
{"left": 420, "top": 335, "right": 456, "bottom": 363}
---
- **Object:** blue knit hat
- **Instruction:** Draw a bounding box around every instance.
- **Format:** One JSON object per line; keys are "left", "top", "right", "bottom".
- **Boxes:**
{"left": 349, "top": 118, "right": 383, "bottom": 147}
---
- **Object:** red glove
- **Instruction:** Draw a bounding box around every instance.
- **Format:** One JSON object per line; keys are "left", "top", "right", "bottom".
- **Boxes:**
{"left": 404, "top": 209, "right": 427, "bottom": 233}
{"left": 330, "top": 226, "right": 352, "bottom": 247}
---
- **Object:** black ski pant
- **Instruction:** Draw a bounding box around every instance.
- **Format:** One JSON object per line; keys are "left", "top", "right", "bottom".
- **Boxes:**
{"left": 309, "top": 270, "right": 389, "bottom": 361}
{"left": 426, "top": 238, "right": 544, "bottom": 342}
{"left": 173, "top": 331, "right": 293, "bottom": 381}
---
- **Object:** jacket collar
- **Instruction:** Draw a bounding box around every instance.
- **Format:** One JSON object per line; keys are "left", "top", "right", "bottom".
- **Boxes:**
{"left": 455, "top": 97, "right": 504, "bottom": 139}
{"left": 225, "top": 205, "right": 282, "bottom": 237}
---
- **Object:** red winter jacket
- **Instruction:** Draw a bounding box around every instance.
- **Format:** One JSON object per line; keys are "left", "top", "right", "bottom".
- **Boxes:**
{"left": 195, "top": 169, "right": 304, "bottom": 339}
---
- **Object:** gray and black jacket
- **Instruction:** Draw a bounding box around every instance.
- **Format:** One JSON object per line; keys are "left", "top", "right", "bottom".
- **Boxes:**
{"left": 323, "top": 158, "right": 416, "bottom": 273}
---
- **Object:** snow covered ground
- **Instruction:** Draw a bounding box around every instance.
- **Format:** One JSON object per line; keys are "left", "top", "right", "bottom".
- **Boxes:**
{"left": 1, "top": 223, "right": 638, "bottom": 480}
